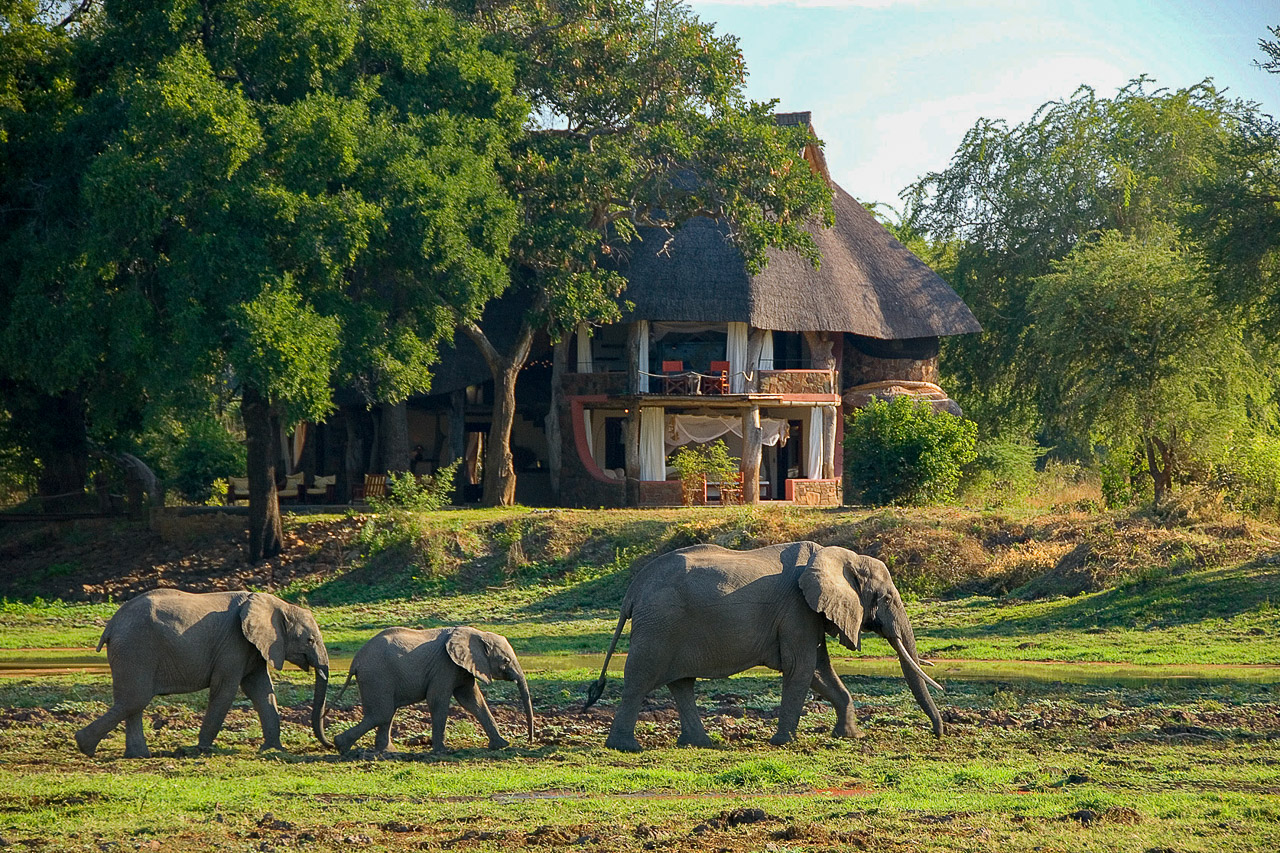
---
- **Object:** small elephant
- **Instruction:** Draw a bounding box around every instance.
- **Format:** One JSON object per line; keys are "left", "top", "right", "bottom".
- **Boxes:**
{"left": 584, "top": 541, "right": 944, "bottom": 751}
{"left": 332, "top": 626, "right": 534, "bottom": 755}
{"left": 76, "top": 589, "right": 332, "bottom": 758}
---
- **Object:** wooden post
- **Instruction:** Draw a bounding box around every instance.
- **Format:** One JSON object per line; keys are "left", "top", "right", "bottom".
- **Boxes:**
{"left": 625, "top": 322, "right": 643, "bottom": 395}
{"left": 544, "top": 336, "right": 571, "bottom": 502}
{"left": 821, "top": 405, "right": 838, "bottom": 480}
{"left": 623, "top": 407, "right": 640, "bottom": 506}
{"left": 742, "top": 405, "right": 762, "bottom": 505}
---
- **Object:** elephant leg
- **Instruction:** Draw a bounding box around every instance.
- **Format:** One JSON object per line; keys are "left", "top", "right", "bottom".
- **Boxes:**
{"left": 453, "top": 682, "right": 509, "bottom": 750}
{"left": 240, "top": 666, "right": 283, "bottom": 752}
{"left": 78, "top": 665, "right": 153, "bottom": 758}
{"left": 77, "top": 699, "right": 150, "bottom": 758}
{"left": 123, "top": 710, "right": 150, "bottom": 758}
{"left": 604, "top": 642, "right": 668, "bottom": 753}
{"left": 334, "top": 714, "right": 382, "bottom": 755}
{"left": 429, "top": 698, "right": 451, "bottom": 754}
{"left": 669, "top": 678, "right": 713, "bottom": 748}
{"left": 771, "top": 643, "right": 819, "bottom": 746}
{"left": 373, "top": 716, "right": 394, "bottom": 753}
{"left": 812, "top": 644, "right": 859, "bottom": 738}
{"left": 196, "top": 675, "right": 240, "bottom": 752}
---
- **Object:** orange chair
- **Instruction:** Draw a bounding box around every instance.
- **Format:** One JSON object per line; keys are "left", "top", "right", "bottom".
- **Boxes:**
{"left": 706, "top": 360, "right": 731, "bottom": 394}
{"left": 662, "top": 360, "right": 698, "bottom": 394}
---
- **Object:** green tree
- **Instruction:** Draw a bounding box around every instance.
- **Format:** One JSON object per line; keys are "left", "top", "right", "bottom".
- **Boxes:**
{"left": 438, "top": 0, "right": 834, "bottom": 506}
{"left": 1028, "top": 229, "right": 1262, "bottom": 504}
{"left": 903, "top": 79, "right": 1257, "bottom": 443}
{"left": 0, "top": 0, "right": 524, "bottom": 557}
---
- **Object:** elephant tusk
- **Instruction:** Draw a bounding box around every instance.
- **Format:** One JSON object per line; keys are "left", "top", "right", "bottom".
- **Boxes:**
{"left": 889, "top": 635, "right": 945, "bottom": 693}
{"left": 919, "top": 659, "right": 936, "bottom": 667}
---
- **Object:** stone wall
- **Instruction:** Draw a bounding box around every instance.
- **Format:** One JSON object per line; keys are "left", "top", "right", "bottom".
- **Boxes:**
{"left": 786, "top": 478, "right": 841, "bottom": 506}
{"left": 638, "top": 480, "right": 684, "bottom": 507}
{"left": 757, "top": 370, "right": 836, "bottom": 395}
{"left": 562, "top": 372, "right": 628, "bottom": 397}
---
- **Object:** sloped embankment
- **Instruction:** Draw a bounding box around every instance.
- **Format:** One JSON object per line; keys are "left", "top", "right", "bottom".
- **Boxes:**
{"left": 2, "top": 505, "right": 1275, "bottom": 605}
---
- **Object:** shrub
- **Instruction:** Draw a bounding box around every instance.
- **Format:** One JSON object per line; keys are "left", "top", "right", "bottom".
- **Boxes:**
{"left": 960, "top": 435, "right": 1048, "bottom": 505}
{"left": 170, "top": 417, "right": 245, "bottom": 504}
{"left": 843, "top": 396, "right": 977, "bottom": 505}
{"left": 668, "top": 440, "right": 741, "bottom": 505}
{"left": 370, "top": 460, "right": 461, "bottom": 513}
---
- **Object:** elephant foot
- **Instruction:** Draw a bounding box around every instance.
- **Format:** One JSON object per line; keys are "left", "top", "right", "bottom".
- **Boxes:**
{"left": 258, "top": 742, "right": 288, "bottom": 754}
{"left": 123, "top": 747, "right": 153, "bottom": 759}
{"left": 768, "top": 731, "right": 795, "bottom": 747}
{"left": 487, "top": 737, "right": 510, "bottom": 750}
{"left": 832, "top": 722, "right": 863, "bottom": 739}
{"left": 604, "top": 734, "right": 643, "bottom": 753}
{"left": 676, "top": 732, "right": 714, "bottom": 748}
{"left": 74, "top": 728, "right": 98, "bottom": 757}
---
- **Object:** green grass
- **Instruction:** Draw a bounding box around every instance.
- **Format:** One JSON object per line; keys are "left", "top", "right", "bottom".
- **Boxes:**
{"left": 2, "top": 506, "right": 1279, "bottom": 850}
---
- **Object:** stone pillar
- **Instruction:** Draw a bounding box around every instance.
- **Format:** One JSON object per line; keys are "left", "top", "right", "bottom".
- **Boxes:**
{"left": 742, "top": 405, "right": 762, "bottom": 505}
{"left": 821, "top": 405, "right": 838, "bottom": 480}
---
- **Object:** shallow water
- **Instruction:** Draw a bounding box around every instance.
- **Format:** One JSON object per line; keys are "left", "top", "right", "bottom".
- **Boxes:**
{"left": 2, "top": 650, "right": 1278, "bottom": 687}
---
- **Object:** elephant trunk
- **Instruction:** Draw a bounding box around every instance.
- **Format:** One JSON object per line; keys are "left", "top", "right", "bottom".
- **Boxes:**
{"left": 885, "top": 607, "right": 945, "bottom": 738}
{"left": 311, "top": 665, "right": 333, "bottom": 749}
{"left": 514, "top": 668, "right": 535, "bottom": 742}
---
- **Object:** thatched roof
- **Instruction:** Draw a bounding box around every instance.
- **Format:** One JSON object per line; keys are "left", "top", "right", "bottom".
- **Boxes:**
{"left": 615, "top": 181, "right": 981, "bottom": 339}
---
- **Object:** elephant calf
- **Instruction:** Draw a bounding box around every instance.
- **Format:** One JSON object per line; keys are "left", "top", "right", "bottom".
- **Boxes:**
{"left": 332, "top": 626, "right": 534, "bottom": 755}
{"left": 76, "top": 589, "right": 332, "bottom": 759}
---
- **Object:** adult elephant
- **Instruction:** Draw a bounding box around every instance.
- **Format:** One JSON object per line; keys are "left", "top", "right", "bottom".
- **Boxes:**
{"left": 584, "top": 541, "right": 944, "bottom": 751}
{"left": 75, "top": 589, "right": 332, "bottom": 758}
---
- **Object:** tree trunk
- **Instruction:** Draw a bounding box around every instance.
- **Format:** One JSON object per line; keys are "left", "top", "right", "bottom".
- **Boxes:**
{"left": 742, "top": 406, "right": 762, "bottom": 505}
{"left": 461, "top": 319, "right": 535, "bottom": 507}
{"left": 382, "top": 400, "right": 411, "bottom": 474}
{"left": 483, "top": 362, "right": 521, "bottom": 506}
{"left": 33, "top": 392, "right": 88, "bottom": 500}
{"left": 544, "top": 336, "right": 571, "bottom": 501}
{"left": 243, "top": 385, "right": 283, "bottom": 561}
{"left": 1145, "top": 434, "right": 1175, "bottom": 506}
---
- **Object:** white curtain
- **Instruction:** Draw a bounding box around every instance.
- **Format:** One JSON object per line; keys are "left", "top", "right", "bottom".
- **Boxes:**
{"left": 582, "top": 408, "right": 594, "bottom": 460}
{"left": 758, "top": 330, "right": 774, "bottom": 371}
{"left": 804, "top": 407, "right": 824, "bottom": 479}
{"left": 665, "top": 414, "right": 788, "bottom": 450}
{"left": 727, "top": 322, "right": 749, "bottom": 392}
{"left": 640, "top": 407, "right": 665, "bottom": 480}
{"left": 637, "top": 320, "right": 650, "bottom": 393}
{"left": 576, "top": 323, "right": 593, "bottom": 373}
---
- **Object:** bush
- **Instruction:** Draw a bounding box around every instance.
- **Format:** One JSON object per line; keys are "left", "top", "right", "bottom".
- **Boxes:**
{"left": 170, "top": 417, "right": 245, "bottom": 504}
{"left": 960, "top": 435, "right": 1047, "bottom": 505}
{"left": 370, "top": 460, "right": 461, "bottom": 513}
{"left": 668, "top": 440, "right": 741, "bottom": 505}
{"left": 843, "top": 396, "right": 977, "bottom": 505}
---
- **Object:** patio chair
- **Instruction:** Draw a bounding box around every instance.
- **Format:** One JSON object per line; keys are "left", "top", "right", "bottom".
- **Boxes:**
{"left": 705, "top": 360, "right": 730, "bottom": 394}
{"left": 277, "top": 472, "right": 304, "bottom": 502}
{"left": 662, "top": 360, "right": 698, "bottom": 395}
{"left": 352, "top": 473, "right": 387, "bottom": 502}
{"left": 227, "top": 477, "right": 249, "bottom": 505}
{"left": 305, "top": 474, "right": 336, "bottom": 503}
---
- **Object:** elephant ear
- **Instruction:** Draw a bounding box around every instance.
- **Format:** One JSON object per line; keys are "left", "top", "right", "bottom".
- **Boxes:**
{"left": 239, "top": 594, "right": 288, "bottom": 670}
{"left": 445, "top": 629, "right": 493, "bottom": 684}
{"left": 797, "top": 547, "right": 865, "bottom": 652}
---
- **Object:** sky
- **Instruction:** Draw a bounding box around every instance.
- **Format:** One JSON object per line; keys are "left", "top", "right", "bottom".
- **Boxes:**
{"left": 685, "top": 0, "right": 1280, "bottom": 208}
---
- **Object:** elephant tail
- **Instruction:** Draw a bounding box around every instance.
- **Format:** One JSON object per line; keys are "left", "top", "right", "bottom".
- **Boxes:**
{"left": 333, "top": 667, "right": 357, "bottom": 704}
{"left": 583, "top": 599, "right": 631, "bottom": 710}
{"left": 96, "top": 625, "right": 111, "bottom": 653}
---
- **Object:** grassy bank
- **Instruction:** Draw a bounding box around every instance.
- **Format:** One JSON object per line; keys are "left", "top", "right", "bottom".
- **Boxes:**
{"left": 0, "top": 505, "right": 1278, "bottom": 850}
